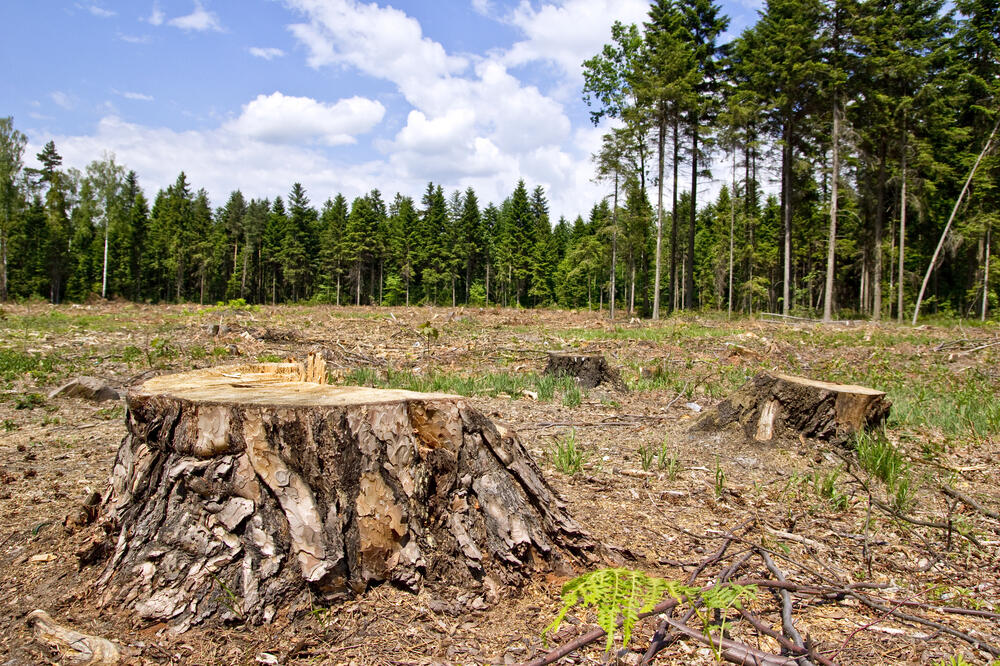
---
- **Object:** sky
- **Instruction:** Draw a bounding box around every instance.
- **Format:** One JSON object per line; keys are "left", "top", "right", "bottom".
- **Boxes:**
{"left": 1, "top": 0, "right": 764, "bottom": 222}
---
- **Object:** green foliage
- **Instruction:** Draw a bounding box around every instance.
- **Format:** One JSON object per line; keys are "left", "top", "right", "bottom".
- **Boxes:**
{"left": 551, "top": 430, "right": 586, "bottom": 475}
{"left": 714, "top": 457, "right": 726, "bottom": 498}
{"left": 562, "top": 384, "right": 582, "bottom": 407}
{"left": 854, "top": 431, "right": 916, "bottom": 512}
{"left": 658, "top": 443, "right": 681, "bottom": 479}
{"left": 544, "top": 568, "right": 756, "bottom": 653}
{"left": 15, "top": 392, "right": 45, "bottom": 409}
{"left": 0, "top": 349, "right": 56, "bottom": 380}
{"left": 933, "top": 655, "right": 973, "bottom": 666}
{"left": 638, "top": 444, "right": 654, "bottom": 472}
{"left": 812, "top": 469, "right": 849, "bottom": 511}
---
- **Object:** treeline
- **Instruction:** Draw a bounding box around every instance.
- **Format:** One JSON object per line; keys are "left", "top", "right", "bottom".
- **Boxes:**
{"left": 0, "top": 136, "right": 619, "bottom": 309}
{"left": 582, "top": 0, "right": 998, "bottom": 321}
{"left": 0, "top": 0, "right": 997, "bottom": 319}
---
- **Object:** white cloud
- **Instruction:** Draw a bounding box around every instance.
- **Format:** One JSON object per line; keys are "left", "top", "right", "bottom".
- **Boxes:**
{"left": 85, "top": 4, "right": 116, "bottom": 18}
{"left": 33, "top": 115, "right": 382, "bottom": 207}
{"left": 224, "top": 92, "right": 385, "bottom": 146}
{"left": 168, "top": 1, "right": 223, "bottom": 32}
{"left": 503, "top": 0, "right": 650, "bottom": 83}
{"left": 249, "top": 46, "right": 285, "bottom": 60}
{"left": 121, "top": 91, "right": 154, "bottom": 101}
{"left": 119, "top": 33, "right": 152, "bottom": 44}
{"left": 50, "top": 91, "right": 74, "bottom": 109}
{"left": 148, "top": 3, "right": 164, "bottom": 25}
{"left": 283, "top": 0, "right": 590, "bottom": 216}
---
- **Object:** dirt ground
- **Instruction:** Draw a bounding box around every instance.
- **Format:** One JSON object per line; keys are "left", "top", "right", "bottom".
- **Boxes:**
{"left": 1, "top": 302, "right": 998, "bottom": 665}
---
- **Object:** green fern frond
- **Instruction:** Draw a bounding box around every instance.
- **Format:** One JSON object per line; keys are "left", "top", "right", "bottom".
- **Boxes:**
{"left": 543, "top": 568, "right": 759, "bottom": 654}
{"left": 543, "top": 568, "right": 698, "bottom": 652}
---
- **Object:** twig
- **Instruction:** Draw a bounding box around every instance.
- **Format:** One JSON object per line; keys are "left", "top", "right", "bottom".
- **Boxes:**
{"left": 941, "top": 485, "right": 1000, "bottom": 521}
{"left": 761, "top": 550, "right": 813, "bottom": 665}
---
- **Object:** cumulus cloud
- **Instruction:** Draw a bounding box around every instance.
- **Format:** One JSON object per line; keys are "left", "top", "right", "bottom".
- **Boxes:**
{"left": 223, "top": 92, "right": 384, "bottom": 146}
{"left": 503, "top": 0, "right": 650, "bottom": 82}
{"left": 35, "top": 115, "right": 381, "bottom": 206}
{"left": 168, "top": 1, "right": 223, "bottom": 32}
{"left": 249, "top": 47, "right": 285, "bottom": 60}
{"left": 284, "top": 0, "right": 588, "bottom": 213}
{"left": 120, "top": 91, "right": 154, "bottom": 101}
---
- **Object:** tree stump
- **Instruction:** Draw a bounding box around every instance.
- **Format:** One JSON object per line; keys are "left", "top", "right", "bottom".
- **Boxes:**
{"left": 690, "top": 372, "right": 890, "bottom": 442}
{"left": 543, "top": 352, "right": 626, "bottom": 391}
{"left": 98, "top": 358, "right": 596, "bottom": 630}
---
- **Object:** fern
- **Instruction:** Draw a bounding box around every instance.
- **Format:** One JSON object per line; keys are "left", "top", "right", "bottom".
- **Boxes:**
{"left": 544, "top": 568, "right": 758, "bottom": 655}
{"left": 544, "top": 568, "right": 696, "bottom": 652}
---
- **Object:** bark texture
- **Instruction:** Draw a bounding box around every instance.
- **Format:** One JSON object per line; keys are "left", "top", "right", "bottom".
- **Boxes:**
{"left": 543, "top": 353, "right": 627, "bottom": 391}
{"left": 691, "top": 372, "right": 890, "bottom": 442}
{"left": 98, "top": 359, "right": 596, "bottom": 630}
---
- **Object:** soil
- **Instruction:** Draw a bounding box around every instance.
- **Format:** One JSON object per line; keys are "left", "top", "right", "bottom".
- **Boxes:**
{"left": 1, "top": 302, "right": 998, "bottom": 666}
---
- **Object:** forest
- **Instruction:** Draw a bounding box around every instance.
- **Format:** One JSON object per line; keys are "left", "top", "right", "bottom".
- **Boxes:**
{"left": 0, "top": 0, "right": 997, "bottom": 321}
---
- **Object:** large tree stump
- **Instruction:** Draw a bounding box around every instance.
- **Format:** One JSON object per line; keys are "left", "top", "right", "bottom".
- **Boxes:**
{"left": 691, "top": 372, "right": 890, "bottom": 442}
{"left": 98, "top": 358, "right": 596, "bottom": 630}
{"left": 543, "top": 352, "right": 626, "bottom": 391}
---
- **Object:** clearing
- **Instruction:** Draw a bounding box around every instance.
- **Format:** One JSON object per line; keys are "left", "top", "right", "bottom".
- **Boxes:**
{"left": 1, "top": 302, "right": 998, "bottom": 665}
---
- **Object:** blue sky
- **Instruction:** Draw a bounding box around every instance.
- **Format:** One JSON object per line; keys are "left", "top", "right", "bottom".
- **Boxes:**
{"left": 2, "top": 0, "right": 764, "bottom": 221}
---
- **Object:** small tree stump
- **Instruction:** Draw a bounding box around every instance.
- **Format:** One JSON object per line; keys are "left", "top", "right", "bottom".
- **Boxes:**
{"left": 691, "top": 372, "right": 890, "bottom": 442}
{"left": 544, "top": 352, "right": 626, "bottom": 391}
{"left": 98, "top": 358, "right": 596, "bottom": 630}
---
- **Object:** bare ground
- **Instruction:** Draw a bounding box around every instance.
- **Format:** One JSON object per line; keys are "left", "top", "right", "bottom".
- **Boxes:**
{"left": 1, "top": 302, "right": 998, "bottom": 665}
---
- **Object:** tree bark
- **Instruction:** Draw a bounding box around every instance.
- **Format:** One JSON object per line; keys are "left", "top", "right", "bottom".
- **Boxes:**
{"left": 823, "top": 96, "right": 839, "bottom": 322}
{"left": 653, "top": 107, "right": 666, "bottom": 320}
{"left": 98, "top": 359, "right": 596, "bottom": 631}
{"left": 691, "top": 372, "right": 890, "bottom": 442}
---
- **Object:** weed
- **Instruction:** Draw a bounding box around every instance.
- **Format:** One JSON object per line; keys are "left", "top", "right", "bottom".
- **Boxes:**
{"left": 551, "top": 430, "right": 586, "bottom": 475}
{"left": 714, "top": 457, "right": 726, "bottom": 498}
{"left": 96, "top": 405, "right": 125, "bottom": 421}
{"left": 562, "top": 385, "right": 582, "bottom": 407}
{"left": 3, "top": 418, "right": 18, "bottom": 431}
{"left": 812, "top": 469, "right": 849, "bottom": 511}
{"left": 189, "top": 345, "right": 207, "bottom": 360}
{"left": 658, "top": 444, "right": 682, "bottom": 480}
{"left": 257, "top": 353, "right": 285, "bottom": 363}
{"left": 15, "top": 393, "right": 45, "bottom": 410}
{"left": 535, "top": 374, "right": 557, "bottom": 402}
{"left": 119, "top": 346, "right": 143, "bottom": 366}
{"left": 0, "top": 349, "right": 56, "bottom": 381}
{"left": 934, "top": 655, "right": 972, "bottom": 666}
{"left": 638, "top": 445, "right": 654, "bottom": 472}
{"left": 855, "top": 431, "right": 908, "bottom": 488}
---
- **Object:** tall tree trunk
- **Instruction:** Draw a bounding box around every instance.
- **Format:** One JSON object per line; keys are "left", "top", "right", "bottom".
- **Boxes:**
{"left": 898, "top": 131, "right": 907, "bottom": 323}
{"left": 669, "top": 115, "right": 680, "bottom": 314}
{"left": 653, "top": 108, "right": 666, "bottom": 320}
{"left": 685, "top": 123, "right": 698, "bottom": 310}
{"left": 102, "top": 222, "right": 110, "bottom": 299}
{"left": 782, "top": 116, "right": 793, "bottom": 316}
{"left": 824, "top": 96, "right": 840, "bottom": 322}
{"left": 984, "top": 224, "right": 992, "bottom": 321}
{"left": 729, "top": 146, "right": 736, "bottom": 319}
{"left": 610, "top": 171, "right": 618, "bottom": 321}
{"left": 913, "top": 115, "right": 1000, "bottom": 326}
{"left": 1, "top": 233, "right": 8, "bottom": 302}
{"left": 873, "top": 140, "right": 887, "bottom": 321}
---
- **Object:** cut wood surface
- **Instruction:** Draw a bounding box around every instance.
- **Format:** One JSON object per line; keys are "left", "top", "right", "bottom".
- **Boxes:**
{"left": 543, "top": 352, "right": 626, "bottom": 390}
{"left": 99, "top": 356, "right": 596, "bottom": 630}
{"left": 691, "top": 371, "right": 891, "bottom": 442}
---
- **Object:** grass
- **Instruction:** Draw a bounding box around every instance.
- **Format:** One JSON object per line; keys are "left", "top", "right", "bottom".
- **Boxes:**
{"left": 854, "top": 430, "right": 916, "bottom": 512}
{"left": 551, "top": 430, "right": 586, "bottom": 475}
{"left": 0, "top": 349, "right": 58, "bottom": 381}
{"left": 343, "top": 367, "right": 584, "bottom": 404}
